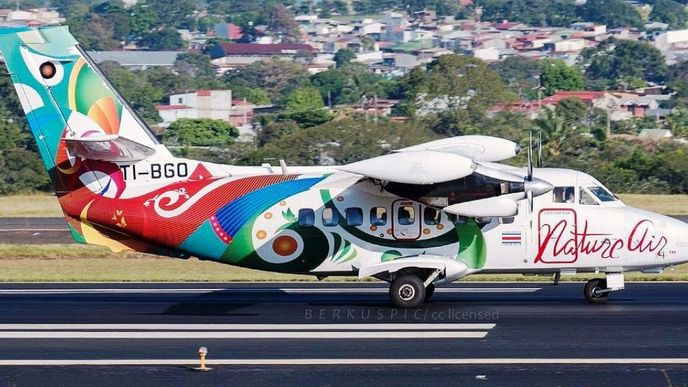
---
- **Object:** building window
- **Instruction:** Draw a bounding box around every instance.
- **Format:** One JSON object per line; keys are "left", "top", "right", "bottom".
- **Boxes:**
{"left": 298, "top": 209, "right": 314, "bottom": 227}
{"left": 370, "top": 207, "right": 387, "bottom": 226}
{"left": 345, "top": 208, "right": 363, "bottom": 226}
{"left": 322, "top": 208, "right": 339, "bottom": 227}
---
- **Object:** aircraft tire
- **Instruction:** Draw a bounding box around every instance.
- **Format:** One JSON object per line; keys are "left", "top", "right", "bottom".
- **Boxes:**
{"left": 424, "top": 284, "right": 436, "bottom": 301}
{"left": 390, "top": 274, "right": 426, "bottom": 308}
{"left": 584, "top": 278, "right": 609, "bottom": 304}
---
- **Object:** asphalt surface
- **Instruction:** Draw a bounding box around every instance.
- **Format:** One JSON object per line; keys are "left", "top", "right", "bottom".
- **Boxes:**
{"left": 0, "top": 282, "right": 687, "bottom": 386}
{"left": 0, "top": 217, "right": 71, "bottom": 244}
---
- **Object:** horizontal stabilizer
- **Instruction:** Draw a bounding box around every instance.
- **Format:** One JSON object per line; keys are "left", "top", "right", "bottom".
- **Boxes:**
{"left": 64, "top": 135, "right": 156, "bottom": 162}
{"left": 337, "top": 151, "right": 475, "bottom": 185}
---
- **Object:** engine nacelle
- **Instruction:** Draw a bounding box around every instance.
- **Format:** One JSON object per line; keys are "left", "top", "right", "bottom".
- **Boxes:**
{"left": 443, "top": 195, "right": 520, "bottom": 217}
{"left": 395, "top": 135, "right": 520, "bottom": 162}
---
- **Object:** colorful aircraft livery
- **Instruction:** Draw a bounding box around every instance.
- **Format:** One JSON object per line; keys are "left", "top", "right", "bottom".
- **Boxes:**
{"left": 1, "top": 26, "right": 687, "bottom": 308}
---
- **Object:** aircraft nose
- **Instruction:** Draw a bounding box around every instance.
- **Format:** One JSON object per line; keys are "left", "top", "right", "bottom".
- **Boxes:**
{"left": 525, "top": 177, "right": 553, "bottom": 197}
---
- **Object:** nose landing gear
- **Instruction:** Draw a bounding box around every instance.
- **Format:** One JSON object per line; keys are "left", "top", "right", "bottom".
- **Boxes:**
{"left": 584, "top": 278, "right": 609, "bottom": 304}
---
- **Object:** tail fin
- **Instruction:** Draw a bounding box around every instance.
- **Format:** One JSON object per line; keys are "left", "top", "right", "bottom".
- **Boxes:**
{"left": 0, "top": 26, "right": 167, "bottom": 196}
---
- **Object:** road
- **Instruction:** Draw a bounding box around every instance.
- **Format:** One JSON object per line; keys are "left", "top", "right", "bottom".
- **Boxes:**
{"left": 0, "top": 282, "right": 687, "bottom": 386}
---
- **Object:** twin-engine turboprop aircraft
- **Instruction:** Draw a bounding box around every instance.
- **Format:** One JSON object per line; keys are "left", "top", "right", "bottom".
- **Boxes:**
{"left": 1, "top": 26, "right": 687, "bottom": 308}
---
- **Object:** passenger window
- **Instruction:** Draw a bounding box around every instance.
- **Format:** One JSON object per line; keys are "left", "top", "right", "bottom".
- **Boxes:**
{"left": 346, "top": 207, "right": 363, "bottom": 226}
{"left": 298, "top": 208, "right": 314, "bottom": 227}
{"left": 397, "top": 206, "right": 416, "bottom": 225}
{"left": 579, "top": 188, "right": 599, "bottom": 206}
{"left": 552, "top": 186, "right": 575, "bottom": 203}
{"left": 423, "top": 207, "right": 441, "bottom": 225}
{"left": 370, "top": 207, "right": 388, "bottom": 226}
{"left": 322, "top": 208, "right": 339, "bottom": 226}
{"left": 499, "top": 217, "right": 515, "bottom": 224}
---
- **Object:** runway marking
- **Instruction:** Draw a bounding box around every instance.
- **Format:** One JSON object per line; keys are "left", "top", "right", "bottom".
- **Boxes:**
{"left": 0, "top": 287, "right": 541, "bottom": 294}
{"left": 0, "top": 228, "right": 67, "bottom": 232}
{"left": 1, "top": 358, "right": 688, "bottom": 366}
{"left": 0, "top": 323, "right": 496, "bottom": 331}
{"left": 0, "top": 331, "right": 489, "bottom": 339}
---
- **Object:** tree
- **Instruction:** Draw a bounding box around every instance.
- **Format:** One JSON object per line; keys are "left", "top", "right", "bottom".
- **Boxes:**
{"left": 400, "top": 54, "right": 511, "bottom": 135}
{"left": 555, "top": 97, "right": 588, "bottom": 127}
{"left": 243, "top": 118, "right": 438, "bottom": 166}
{"left": 139, "top": 27, "right": 185, "bottom": 50}
{"left": 578, "top": 0, "right": 644, "bottom": 29}
{"left": 100, "top": 62, "right": 163, "bottom": 124}
{"left": 540, "top": 59, "right": 584, "bottom": 96}
{"left": 174, "top": 53, "right": 217, "bottom": 78}
{"left": 282, "top": 87, "right": 332, "bottom": 127}
{"left": 284, "top": 87, "right": 325, "bottom": 113}
{"left": 579, "top": 38, "right": 668, "bottom": 90}
{"left": 163, "top": 118, "right": 239, "bottom": 146}
{"left": 129, "top": 3, "right": 156, "bottom": 38}
{"left": 67, "top": 13, "right": 119, "bottom": 50}
{"left": 334, "top": 48, "right": 356, "bottom": 68}
{"left": 146, "top": 0, "right": 197, "bottom": 29}
{"left": 478, "top": 0, "right": 578, "bottom": 27}
{"left": 222, "top": 59, "right": 311, "bottom": 104}
{"left": 649, "top": 0, "right": 688, "bottom": 30}
{"left": 264, "top": 4, "right": 302, "bottom": 43}
{"left": 490, "top": 56, "right": 542, "bottom": 100}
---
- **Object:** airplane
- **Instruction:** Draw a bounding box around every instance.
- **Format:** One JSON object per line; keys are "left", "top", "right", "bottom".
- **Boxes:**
{"left": 0, "top": 25, "right": 687, "bottom": 308}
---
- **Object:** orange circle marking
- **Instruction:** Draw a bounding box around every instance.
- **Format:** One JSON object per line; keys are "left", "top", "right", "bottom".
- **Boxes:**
{"left": 273, "top": 235, "right": 298, "bottom": 256}
{"left": 279, "top": 201, "right": 287, "bottom": 206}
{"left": 336, "top": 196, "right": 344, "bottom": 202}
{"left": 256, "top": 230, "right": 267, "bottom": 240}
{"left": 437, "top": 224, "right": 445, "bottom": 230}
{"left": 370, "top": 225, "right": 377, "bottom": 232}
{"left": 423, "top": 228, "right": 431, "bottom": 235}
{"left": 264, "top": 212, "right": 273, "bottom": 219}
{"left": 386, "top": 228, "right": 393, "bottom": 235}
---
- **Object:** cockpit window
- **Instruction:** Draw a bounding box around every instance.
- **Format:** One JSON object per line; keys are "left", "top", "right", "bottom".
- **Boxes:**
{"left": 587, "top": 186, "right": 617, "bottom": 202}
{"left": 579, "top": 188, "right": 599, "bottom": 206}
{"left": 552, "top": 186, "right": 575, "bottom": 203}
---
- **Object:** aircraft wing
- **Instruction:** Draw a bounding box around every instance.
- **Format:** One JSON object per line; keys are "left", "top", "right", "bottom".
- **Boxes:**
{"left": 336, "top": 150, "right": 476, "bottom": 185}
{"left": 63, "top": 134, "right": 156, "bottom": 162}
{"left": 394, "top": 135, "right": 520, "bottom": 162}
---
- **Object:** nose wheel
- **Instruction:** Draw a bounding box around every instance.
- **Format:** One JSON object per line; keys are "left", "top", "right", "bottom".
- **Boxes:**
{"left": 584, "top": 278, "right": 609, "bottom": 304}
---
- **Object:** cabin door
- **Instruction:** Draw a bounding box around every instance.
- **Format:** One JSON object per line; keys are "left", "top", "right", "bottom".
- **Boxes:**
{"left": 392, "top": 200, "right": 421, "bottom": 240}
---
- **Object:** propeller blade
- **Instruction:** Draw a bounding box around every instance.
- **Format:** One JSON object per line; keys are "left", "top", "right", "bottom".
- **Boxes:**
{"left": 527, "top": 132, "right": 533, "bottom": 181}
{"left": 527, "top": 190, "right": 534, "bottom": 214}
{"left": 537, "top": 131, "right": 543, "bottom": 168}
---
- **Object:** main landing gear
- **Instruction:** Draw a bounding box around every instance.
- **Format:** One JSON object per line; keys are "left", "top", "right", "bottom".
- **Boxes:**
{"left": 389, "top": 270, "right": 441, "bottom": 308}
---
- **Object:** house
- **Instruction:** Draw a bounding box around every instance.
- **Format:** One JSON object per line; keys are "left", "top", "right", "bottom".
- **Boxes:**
{"left": 209, "top": 43, "right": 317, "bottom": 69}
{"left": 214, "top": 23, "right": 243, "bottom": 40}
{"left": 639, "top": 129, "right": 673, "bottom": 141}
{"left": 88, "top": 51, "right": 181, "bottom": 70}
{"left": 158, "top": 90, "right": 234, "bottom": 125}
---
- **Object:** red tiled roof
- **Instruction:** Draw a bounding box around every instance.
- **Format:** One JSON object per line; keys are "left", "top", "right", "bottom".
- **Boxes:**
{"left": 542, "top": 91, "right": 606, "bottom": 104}
{"left": 197, "top": 90, "right": 211, "bottom": 97}
{"left": 217, "top": 43, "right": 316, "bottom": 56}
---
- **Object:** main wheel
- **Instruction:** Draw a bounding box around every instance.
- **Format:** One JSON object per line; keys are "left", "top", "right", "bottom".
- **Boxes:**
{"left": 424, "top": 284, "right": 436, "bottom": 301}
{"left": 584, "top": 278, "right": 609, "bottom": 304}
{"left": 390, "top": 274, "right": 426, "bottom": 308}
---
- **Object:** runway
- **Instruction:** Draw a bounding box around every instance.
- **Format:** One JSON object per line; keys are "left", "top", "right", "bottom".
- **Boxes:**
{"left": 1, "top": 282, "right": 688, "bottom": 386}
